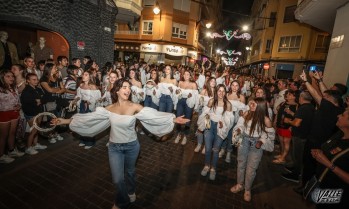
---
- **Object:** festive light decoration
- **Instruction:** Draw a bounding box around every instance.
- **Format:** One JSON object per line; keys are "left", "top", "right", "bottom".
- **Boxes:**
{"left": 208, "top": 29, "right": 251, "bottom": 41}
{"left": 222, "top": 57, "right": 239, "bottom": 66}
{"left": 218, "top": 50, "right": 242, "bottom": 56}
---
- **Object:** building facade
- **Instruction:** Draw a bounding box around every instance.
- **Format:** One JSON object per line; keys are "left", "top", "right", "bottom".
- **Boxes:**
{"left": 295, "top": 0, "right": 349, "bottom": 87}
{"left": 241, "top": 0, "right": 330, "bottom": 79}
{"left": 0, "top": 0, "right": 117, "bottom": 65}
{"left": 114, "top": 0, "right": 223, "bottom": 65}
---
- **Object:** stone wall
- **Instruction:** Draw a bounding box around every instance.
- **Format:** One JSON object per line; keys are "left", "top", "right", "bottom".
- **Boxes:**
{"left": 0, "top": 0, "right": 117, "bottom": 65}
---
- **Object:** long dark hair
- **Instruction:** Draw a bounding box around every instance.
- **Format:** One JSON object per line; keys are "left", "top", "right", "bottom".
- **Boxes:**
{"left": 126, "top": 68, "right": 140, "bottom": 82}
{"left": 110, "top": 78, "right": 132, "bottom": 103}
{"left": 244, "top": 97, "right": 268, "bottom": 135}
{"left": 41, "top": 63, "right": 56, "bottom": 82}
{"left": 212, "top": 84, "right": 229, "bottom": 115}
{"left": 205, "top": 77, "right": 216, "bottom": 97}
{"left": 228, "top": 80, "right": 241, "bottom": 98}
{"left": 162, "top": 65, "right": 174, "bottom": 79}
{"left": 180, "top": 69, "right": 195, "bottom": 83}
{"left": 150, "top": 69, "right": 160, "bottom": 84}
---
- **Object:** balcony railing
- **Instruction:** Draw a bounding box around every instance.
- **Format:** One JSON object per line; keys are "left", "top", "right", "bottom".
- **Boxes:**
{"left": 114, "top": 30, "right": 140, "bottom": 35}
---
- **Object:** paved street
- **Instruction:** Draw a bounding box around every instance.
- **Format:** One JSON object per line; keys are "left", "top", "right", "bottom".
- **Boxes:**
{"left": 0, "top": 128, "right": 315, "bottom": 209}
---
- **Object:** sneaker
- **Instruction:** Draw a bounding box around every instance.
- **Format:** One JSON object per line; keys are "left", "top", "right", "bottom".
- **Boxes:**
{"left": 8, "top": 148, "right": 25, "bottom": 157}
{"left": 33, "top": 143, "right": 47, "bottom": 150}
{"left": 218, "top": 149, "right": 225, "bottom": 158}
{"left": 194, "top": 144, "right": 202, "bottom": 152}
{"left": 25, "top": 147, "right": 38, "bottom": 155}
{"left": 56, "top": 134, "right": 64, "bottom": 141}
{"left": 84, "top": 145, "right": 92, "bottom": 149}
{"left": 244, "top": 191, "right": 251, "bottom": 202}
{"left": 201, "top": 146, "right": 206, "bottom": 154}
{"left": 230, "top": 184, "right": 243, "bottom": 193}
{"left": 174, "top": 134, "right": 181, "bottom": 144}
{"left": 128, "top": 193, "right": 136, "bottom": 203}
{"left": 49, "top": 138, "right": 57, "bottom": 144}
{"left": 0, "top": 155, "right": 15, "bottom": 163}
{"left": 281, "top": 173, "right": 300, "bottom": 183}
{"left": 78, "top": 142, "right": 85, "bottom": 147}
{"left": 225, "top": 152, "right": 231, "bottom": 163}
{"left": 201, "top": 166, "right": 210, "bottom": 176}
{"left": 209, "top": 169, "right": 216, "bottom": 180}
{"left": 181, "top": 135, "right": 187, "bottom": 145}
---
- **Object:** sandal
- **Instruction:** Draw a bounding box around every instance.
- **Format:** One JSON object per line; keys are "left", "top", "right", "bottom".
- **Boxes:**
{"left": 272, "top": 158, "right": 286, "bottom": 164}
{"left": 274, "top": 154, "right": 281, "bottom": 159}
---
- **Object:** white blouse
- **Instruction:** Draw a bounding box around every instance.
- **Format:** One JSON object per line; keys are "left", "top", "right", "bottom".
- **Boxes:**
{"left": 0, "top": 89, "right": 20, "bottom": 111}
{"left": 131, "top": 86, "right": 144, "bottom": 104}
{"left": 233, "top": 117, "right": 275, "bottom": 152}
{"left": 143, "top": 85, "right": 159, "bottom": 106}
{"left": 197, "top": 106, "right": 234, "bottom": 139}
{"left": 177, "top": 88, "right": 199, "bottom": 110}
{"left": 76, "top": 88, "right": 101, "bottom": 112}
{"left": 69, "top": 107, "right": 176, "bottom": 143}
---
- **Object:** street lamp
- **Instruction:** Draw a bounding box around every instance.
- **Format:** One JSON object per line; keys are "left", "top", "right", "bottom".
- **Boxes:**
{"left": 242, "top": 25, "right": 249, "bottom": 31}
{"left": 153, "top": 1, "right": 161, "bottom": 21}
{"left": 206, "top": 32, "right": 212, "bottom": 37}
{"left": 205, "top": 22, "right": 212, "bottom": 29}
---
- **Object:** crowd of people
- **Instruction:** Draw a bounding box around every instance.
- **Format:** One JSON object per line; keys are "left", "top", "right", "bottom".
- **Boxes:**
{"left": 1, "top": 55, "right": 349, "bottom": 209}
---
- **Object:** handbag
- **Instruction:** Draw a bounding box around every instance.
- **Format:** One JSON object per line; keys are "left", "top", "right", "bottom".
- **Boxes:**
{"left": 303, "top": 147, "right": 349, "bottom": 201}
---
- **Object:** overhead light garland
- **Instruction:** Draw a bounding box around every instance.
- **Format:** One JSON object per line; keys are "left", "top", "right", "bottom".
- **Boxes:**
{"left": 222, "top": 57, "right": 239, "bottom": 66}
{"left": 218, "top": 50, "right": 242, "bottom": 56}
{"left": 208, "top": 29, "right": 251, "bottom": 41}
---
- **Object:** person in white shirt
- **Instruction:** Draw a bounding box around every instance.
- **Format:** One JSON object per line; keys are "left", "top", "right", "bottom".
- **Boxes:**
{"left": 230, "top": 97, "right": 275, "bottom": 202}
{"left": 273, "top": 79, "right": 288, "bottom": 115}
{"left": 52, "top": 78, "right": 189, "bottom": 209}
{"left": 198, "top": 84, "right": 234, "bottom": 180}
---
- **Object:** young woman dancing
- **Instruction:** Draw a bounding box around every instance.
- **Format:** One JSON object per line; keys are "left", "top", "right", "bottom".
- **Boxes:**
{"left": 52, "top": 78, "right": 189, "bottom": 209}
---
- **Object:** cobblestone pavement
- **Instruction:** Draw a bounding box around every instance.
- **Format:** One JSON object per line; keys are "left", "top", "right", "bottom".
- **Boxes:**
{"left": 0, "top": 130, "right": 314, "bottom": 209}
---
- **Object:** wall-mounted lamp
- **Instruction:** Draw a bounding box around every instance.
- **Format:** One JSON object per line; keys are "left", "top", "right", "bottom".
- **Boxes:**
{"left": 153, "top": 1, "right": 161, "bottom": 21}
{"left": 205, "top": 22, "right": 212, "bottom": 29}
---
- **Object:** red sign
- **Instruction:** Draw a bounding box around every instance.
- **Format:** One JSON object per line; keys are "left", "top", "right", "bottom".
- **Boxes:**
{"left": 263, "top": 63, "right": 270, "bottom": 70}
{"left": 77, "top": 41, "right": 85, "bottom": 50}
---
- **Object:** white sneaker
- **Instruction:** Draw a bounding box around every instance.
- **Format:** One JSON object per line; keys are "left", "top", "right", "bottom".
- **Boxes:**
{"left": 194, "top": 144, "right": 202, "bottom": 152}
{"left": 78, "top": 142, "right": 85, "bottom": 147}
{"left": 128, "top": 193, "right": 136, "bottom": 203}
{"left": 219, "top": 149, "right": 225, "bottom": 158}
{"left": 181, "top": 135, "right": 187, "bottom": 145}
{"left": 201, "top": 166, "right": 210, "bottom": 176}
{"left": 56, "top": 134, "right": 64, "bottom": 141}
{"left": 8, "top": 148, "right": 25, "bottom": 157}
{"left": 209, "top": 169, "right": 216, "bottom": 180}
{"left": 0, "top": 155, "right": 15, "bottom": 163}
{"left": 201, "top": 146, "right": 206, "bottom": 154}
{"left": 33, "top": 143, "right": 47, "bottom": 150}
{"left": 84, "top": 145, "right": 92, "bottom": 149}
{"left": 174, "top": 134, "right": 181, "bottom": 144}
{"left": 225, "top": 152, "right": 231, "bottom": 163}
{"left": 230, "top": 184, "right": 243, "bottom": 193}
{"left": 25, "top": 147, "right": 38, "bottom": 155}
{"left": 49, "top": 138, "right": 57, "bottom": 144}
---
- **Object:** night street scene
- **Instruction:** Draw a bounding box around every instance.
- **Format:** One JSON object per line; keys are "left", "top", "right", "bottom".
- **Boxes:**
{"left": 0, "top": 0, "right": 348, "bottom": 209}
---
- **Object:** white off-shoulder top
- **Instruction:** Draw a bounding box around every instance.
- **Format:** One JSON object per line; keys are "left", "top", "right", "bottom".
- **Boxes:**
{"left": 69, "top": 107, "right": 176, "bottom": 143}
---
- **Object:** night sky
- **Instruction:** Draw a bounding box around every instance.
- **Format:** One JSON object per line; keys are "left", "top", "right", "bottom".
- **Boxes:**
{"left": 218, "top": 0, "right": 254, "bottom": 51}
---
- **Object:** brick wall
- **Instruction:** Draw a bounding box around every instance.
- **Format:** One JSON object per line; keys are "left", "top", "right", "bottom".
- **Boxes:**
{"left": 0, "top": 0, "right": 117, "bottom": 65}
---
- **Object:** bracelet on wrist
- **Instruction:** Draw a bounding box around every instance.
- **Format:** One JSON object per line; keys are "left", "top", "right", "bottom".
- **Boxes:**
{"left": 329, "top": 164, "right": 336, "bottom": 171}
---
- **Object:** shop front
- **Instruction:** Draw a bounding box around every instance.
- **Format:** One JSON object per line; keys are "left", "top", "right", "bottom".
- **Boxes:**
{"left": 140, "top": 43, "right": 188, "bottom": 65}
{"left": 114, "top": 43, "right": 141, "bottom": 64}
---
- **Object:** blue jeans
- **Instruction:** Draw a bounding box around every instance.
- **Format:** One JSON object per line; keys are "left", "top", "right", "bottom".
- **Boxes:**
{"left": 159, "top": 94, "right": 173, "bottom": 113}
{"left": 204, "top": 121, "right": 224, "bottom": 170}
{"left": 237, "top": 134, "right": 263, "bottom": 191}
{"left": 176, "top": 98, "right": 193, "bottom": 135}
{"left": 144, "top": 95, "right": 158, "bottom": 110}
{"left": 108, "top": 140, "right": 140, "bottom": 208}
{"left": 221, "top": 128, "right": 234, "bottom": 153}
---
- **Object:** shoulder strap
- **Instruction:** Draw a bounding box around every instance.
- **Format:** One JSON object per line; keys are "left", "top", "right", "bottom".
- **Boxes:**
{"left": 319, "top": 147, "right": 349, "bottom": 182}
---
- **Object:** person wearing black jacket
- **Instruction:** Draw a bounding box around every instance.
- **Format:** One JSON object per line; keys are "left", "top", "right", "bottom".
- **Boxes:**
{"left": 20, "top": 73, "right": 46, "bottom": 155}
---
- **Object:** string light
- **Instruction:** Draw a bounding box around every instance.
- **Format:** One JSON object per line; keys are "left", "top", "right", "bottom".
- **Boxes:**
{"left": 218, "top": 50, "right": 242, "bottom": 56}
{"left": 208, "top": 29, "right": 251, "bottom": 41}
